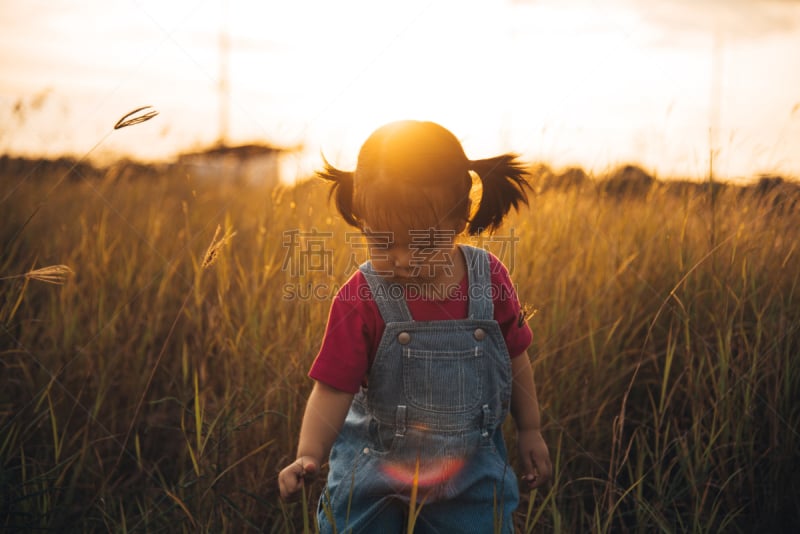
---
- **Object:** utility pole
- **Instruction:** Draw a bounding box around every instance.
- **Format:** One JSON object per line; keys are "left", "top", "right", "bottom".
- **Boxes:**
{"left": 217, "top": 0, "right": 230, "bottom": 147}
{"left": 708, "top": 23, "right": 723, "bottom": 263}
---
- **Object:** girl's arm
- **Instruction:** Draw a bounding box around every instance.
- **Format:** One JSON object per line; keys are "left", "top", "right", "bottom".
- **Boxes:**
{"left": 510, "top": 351, "right": 552, "bottom": 489}
{"left": 278, "top": 381, "right": 354, "bottom": 499}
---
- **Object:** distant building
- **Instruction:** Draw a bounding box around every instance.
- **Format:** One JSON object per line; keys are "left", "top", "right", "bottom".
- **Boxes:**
{"left": 175, "top": 143, "right": 291, "bottom": 186}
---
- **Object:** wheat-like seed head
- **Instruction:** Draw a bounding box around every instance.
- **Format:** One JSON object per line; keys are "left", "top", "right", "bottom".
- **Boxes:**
{"left": 201, "top": 225, "right": 237, "bottom": 270}
{"left": 114, "top": 106, "right": 159, "bottom": 130}
{"left": 24, "top": 265, "right": 75, "bottom": 285}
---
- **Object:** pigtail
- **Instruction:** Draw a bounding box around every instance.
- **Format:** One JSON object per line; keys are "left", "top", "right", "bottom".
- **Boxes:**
{"left": 315, "top": 155, "right": 360, "bottom": 228}
{"left": 467, "top": 154, "right": 531, "bottom": 235}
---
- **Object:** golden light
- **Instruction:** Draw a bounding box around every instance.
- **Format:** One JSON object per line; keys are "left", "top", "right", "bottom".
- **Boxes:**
{"left": 1, "top": 0, "right": 799, "bottom": 179}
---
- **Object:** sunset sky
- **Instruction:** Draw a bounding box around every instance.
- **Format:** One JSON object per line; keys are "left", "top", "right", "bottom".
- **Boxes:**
{"left": 1, "top": 0, "right": 799, "bottom": 182}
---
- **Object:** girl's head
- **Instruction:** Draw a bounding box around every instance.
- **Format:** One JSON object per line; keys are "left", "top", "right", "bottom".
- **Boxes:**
{"left": 319, "top": 120, "right": 531, "bottom": 237}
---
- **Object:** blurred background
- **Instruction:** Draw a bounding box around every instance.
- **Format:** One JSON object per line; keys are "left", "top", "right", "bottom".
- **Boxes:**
{"left": 1, "top": 0, "right": 799, "bottom": 183}
{"left": 3, "top": 3, "right": 800, "bottom": 532}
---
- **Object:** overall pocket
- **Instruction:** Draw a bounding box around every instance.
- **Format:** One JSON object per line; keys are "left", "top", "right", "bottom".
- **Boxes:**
{"left": 402, "top": 347, "right": 485, "bottom": 412}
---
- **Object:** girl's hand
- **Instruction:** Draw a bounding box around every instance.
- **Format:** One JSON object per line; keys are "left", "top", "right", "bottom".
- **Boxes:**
{"left": 278, "top": 456, "right": 318, "bottom": 500}
{"left": 517, "top": 428, "right": 552, "bottom": 489}
{"left": 278, "top": 381, "right": 354, "bottom": 500}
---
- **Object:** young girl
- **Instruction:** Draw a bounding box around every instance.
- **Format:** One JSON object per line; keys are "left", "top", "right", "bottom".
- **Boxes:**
{"left": 278, "top": 120, "right": 551, "bottom": 532}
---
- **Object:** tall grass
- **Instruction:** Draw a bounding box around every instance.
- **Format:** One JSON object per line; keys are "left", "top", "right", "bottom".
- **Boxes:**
{"left": 1, "top": 161, "right": 798, "bottom": 532}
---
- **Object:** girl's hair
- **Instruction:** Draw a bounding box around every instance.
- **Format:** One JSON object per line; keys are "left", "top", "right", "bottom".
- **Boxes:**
{"left": 317, "top": 120, "right": 531, "bottom": 235}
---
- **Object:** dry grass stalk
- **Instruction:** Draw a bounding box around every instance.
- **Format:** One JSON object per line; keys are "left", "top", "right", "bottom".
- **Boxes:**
{"left": 26, "top": 265, "right": 75, "bottom": 285}
{"left": 201, "top": 225, "right": 237, "bottom": 270}
{"left": 114, "top": 106, "right": 159, "bottom": 130}
{"left": 0, "top": 265, "right": 75, "bottom": 285}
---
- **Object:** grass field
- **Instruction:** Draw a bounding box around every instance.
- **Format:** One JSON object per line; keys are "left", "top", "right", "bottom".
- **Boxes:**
{"left": 1, "top": 158, "right": 799, "bottom": 532}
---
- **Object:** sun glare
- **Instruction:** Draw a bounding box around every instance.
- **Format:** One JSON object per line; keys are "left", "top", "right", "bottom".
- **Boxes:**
{"left": 381, "top": 456, "right": 468, "bottom": 489}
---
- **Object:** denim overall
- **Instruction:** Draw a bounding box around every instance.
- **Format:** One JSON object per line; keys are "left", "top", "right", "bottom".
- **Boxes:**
{"left": 318, "top": 245, "right": 519, "bottom": 533}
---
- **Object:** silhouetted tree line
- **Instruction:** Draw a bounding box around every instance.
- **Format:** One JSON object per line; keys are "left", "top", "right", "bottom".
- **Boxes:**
{"left": 0, "top": 154, "right": 163, "bottom": 183}
{"left": 529, "top": 162, "right": 799, "bottom": 212}
{"left": 1, "top": 154, "right": 798, "bottom": 213}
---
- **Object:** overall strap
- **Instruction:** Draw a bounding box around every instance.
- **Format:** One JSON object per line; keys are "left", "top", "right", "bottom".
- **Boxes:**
{"left": 461, "top": 245, "right": 494, "bottom": 321}
{"left": 358, "top": 262, "right": 413, "bottom": 323}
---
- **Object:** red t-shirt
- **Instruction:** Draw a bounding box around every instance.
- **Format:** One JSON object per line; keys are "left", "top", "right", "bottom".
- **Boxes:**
{"left": 309, "top": 252, "right": 533, "bottom": 394}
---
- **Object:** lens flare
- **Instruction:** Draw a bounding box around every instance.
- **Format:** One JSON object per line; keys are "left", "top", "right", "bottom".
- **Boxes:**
{"left": 380, "top": 455, "right": 467, "bottom": 488}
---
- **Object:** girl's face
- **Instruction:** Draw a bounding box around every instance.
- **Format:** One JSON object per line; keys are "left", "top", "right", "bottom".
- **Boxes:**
{"left": 363, "top": 222, "right": 462, "bottom": 284}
